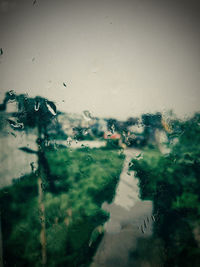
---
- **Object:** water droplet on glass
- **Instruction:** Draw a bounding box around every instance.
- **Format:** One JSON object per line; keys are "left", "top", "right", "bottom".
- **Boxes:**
{"left": 46, "top": 101, "right": 56, "bottom": 115}
{"left": 41, "top": 183, "right": 46, "bottom": 191}
{"left": 44, "top": 140, "right": 50, "bottom": 147}
{"left": 83, "top": 110, "right": 93, "bottom": 121}
{"left": 83, "top": 129, "right": 88, "bottom": 135}
{"left": 128, "top": 161, "right": 133, "bottom": 168}
{"left": 30, "top": 162, "right": 35, "bottom": 172}
{"left": 8, "top": 96, "right": 16, "bottom": 103}
{"left": 111, "top": 124, "right": 115, "bottom": 134}
{"left": 34, "top": 101, "right": 40, "bottom": 111}
{"left": 151, "top": 215, "right": 156, "bottom": 222}
{"left": 66, "top": 137, "right": 72, "bottom": 146}
{"left": 7, "top": 119, "right": 24, "bottom": 130}
{"left": 10, "top": 132, "right": 17, "bottom": 137}
{"left": 140, "top": 225, "right": 145, "bottom": 234}
{"left": 8, "top": 90, "right": 15, "bottom": 96}
{"left": 135, "top": 153, "right": 143, "bottom": 159}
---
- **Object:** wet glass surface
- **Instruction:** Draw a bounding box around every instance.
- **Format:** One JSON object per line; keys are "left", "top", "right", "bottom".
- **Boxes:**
{"left": 0, "top": 1, "right": 200, "bottom": 267}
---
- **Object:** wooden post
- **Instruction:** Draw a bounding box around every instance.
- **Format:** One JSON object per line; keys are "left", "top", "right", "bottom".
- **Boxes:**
{"left": 37, "top": 129, "right": 47, "bottom": 267}
{"left": 0, "top": 213, "right": 3, "bottom": 267}
{"left": 38, "top": 176, "right": 47, "bottom": 266}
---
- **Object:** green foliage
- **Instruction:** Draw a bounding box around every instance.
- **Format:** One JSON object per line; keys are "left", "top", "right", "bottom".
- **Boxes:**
{"left": 131, "top": 113, "right": 200, "bottom": 266}
{"left": 105, "top": 139, "right": 120, "bottom": 149}
{"left": 0, "top": 148, "right": 124, "bottom": 267}
{"left": 0, "top": 174, "right": 40, "bottom": 267}
{"left": 0, "top": 91, "right": 66, "bottom": 139}
{"left": 73, "top": 126, "right": 95, "bottom": 141}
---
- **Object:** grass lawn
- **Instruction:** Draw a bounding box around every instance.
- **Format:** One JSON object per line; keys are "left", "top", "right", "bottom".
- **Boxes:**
{"left": 0, "top": 146, "right": 124, "bottom": 267}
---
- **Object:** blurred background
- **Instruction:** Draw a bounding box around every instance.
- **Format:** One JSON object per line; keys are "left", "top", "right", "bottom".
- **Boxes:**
{"left": 0, "top": 0, "right": 200, "bottom": 266}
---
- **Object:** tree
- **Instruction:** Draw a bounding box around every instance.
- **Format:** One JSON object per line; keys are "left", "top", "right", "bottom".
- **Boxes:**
{"left": 130, "top": 113, "right": 200, "bottom": 266}
{"left": 0, "top": 91, "right": 59, "bottom": 266}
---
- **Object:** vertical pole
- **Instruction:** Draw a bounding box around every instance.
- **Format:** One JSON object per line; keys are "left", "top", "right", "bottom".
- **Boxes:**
{"left": 0, "top": 213, "right": 3, "bottom": 267}
{"left": 37, "top": 128, "right": 47, "bottom": 267}
{"left": 38, "top": 176, "right": 47, "bottom": 266}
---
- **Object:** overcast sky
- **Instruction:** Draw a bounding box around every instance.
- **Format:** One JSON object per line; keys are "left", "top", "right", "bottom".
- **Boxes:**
{"left": 0, "top": 0, "right": 199, "bottom": 119}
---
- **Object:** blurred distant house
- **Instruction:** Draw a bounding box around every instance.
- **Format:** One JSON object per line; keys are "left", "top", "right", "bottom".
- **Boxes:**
{"left": 103, "top": 131, "right": 121, "bottom": 140}
{"left": 103, "top": 114, "right": 170, "bottom": 149}
{"left": 58, "top": 113, "right": 84, "bottom": 137}
{"left": 103, "top": 131, "right": 122, "bottom": 148}
{"left": 57, "top": 113, "right": 108, "bottom": 140}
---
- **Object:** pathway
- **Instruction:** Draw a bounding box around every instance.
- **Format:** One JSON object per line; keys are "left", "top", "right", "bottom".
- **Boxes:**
{"left": 91, "top": 149, "right": 154, "bottom": 267}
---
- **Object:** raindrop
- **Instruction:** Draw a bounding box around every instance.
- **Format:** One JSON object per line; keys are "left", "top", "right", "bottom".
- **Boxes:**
{"left": 0, "top": 48, "right": 3, "bottom": 55}
{"left": 45, "top": 140, "right": 50, "bottom": 147}
{"left": 7, "top": 92, "right": 16, "bottom": 103}
{"left": 128, "top": 161, "right": 133, "bottom": 168}
{"left": 63, "top": 82, "right": 67, "bottom": 87}
{"left": 66, "top": 137, "right": 72, "bottom": 144}
{"left": 41, "top": 183, "right": 46, "bottom": 191}
{"left": 46, "top": 101, "right": 56, "bottom": 115}
{"left": 34, "top": 101, "right": 40, "bottom": 111}
{"left": 140, "top": 225, "right": 145, "bottom": 234}
{"left": 111, "top": 124, "right": 115, "bottom": 134}
{"left": 30, "top": 162, "right": 35, "bottom": 172}
{"left": 10, "top": 132, "right": 17, "bottom": 137}
{"left": 23, "top": 93, "right": 29, "bottom": 101}
{"left": 8, "top": 90, "right": 15, "bottom": 96}
{"left": 83, "top": 129, "right": 88, "bottom": 135}
{"left": 151, "top": 215, "right": 156, "bottom": 222}
{"left": 33, "top": 0, "right": 37, "bottom": 5}
{"left": 83, "top": 110, "right": 93, "bottom": 121}
{"left": 135, "top": 153, "right": 143, "bottom": 159}
{"left": 7, "top": 119, "right": 24, "bottom": 130}
{"left": 8, "top": 98, "right": 16, "bottom": 103}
